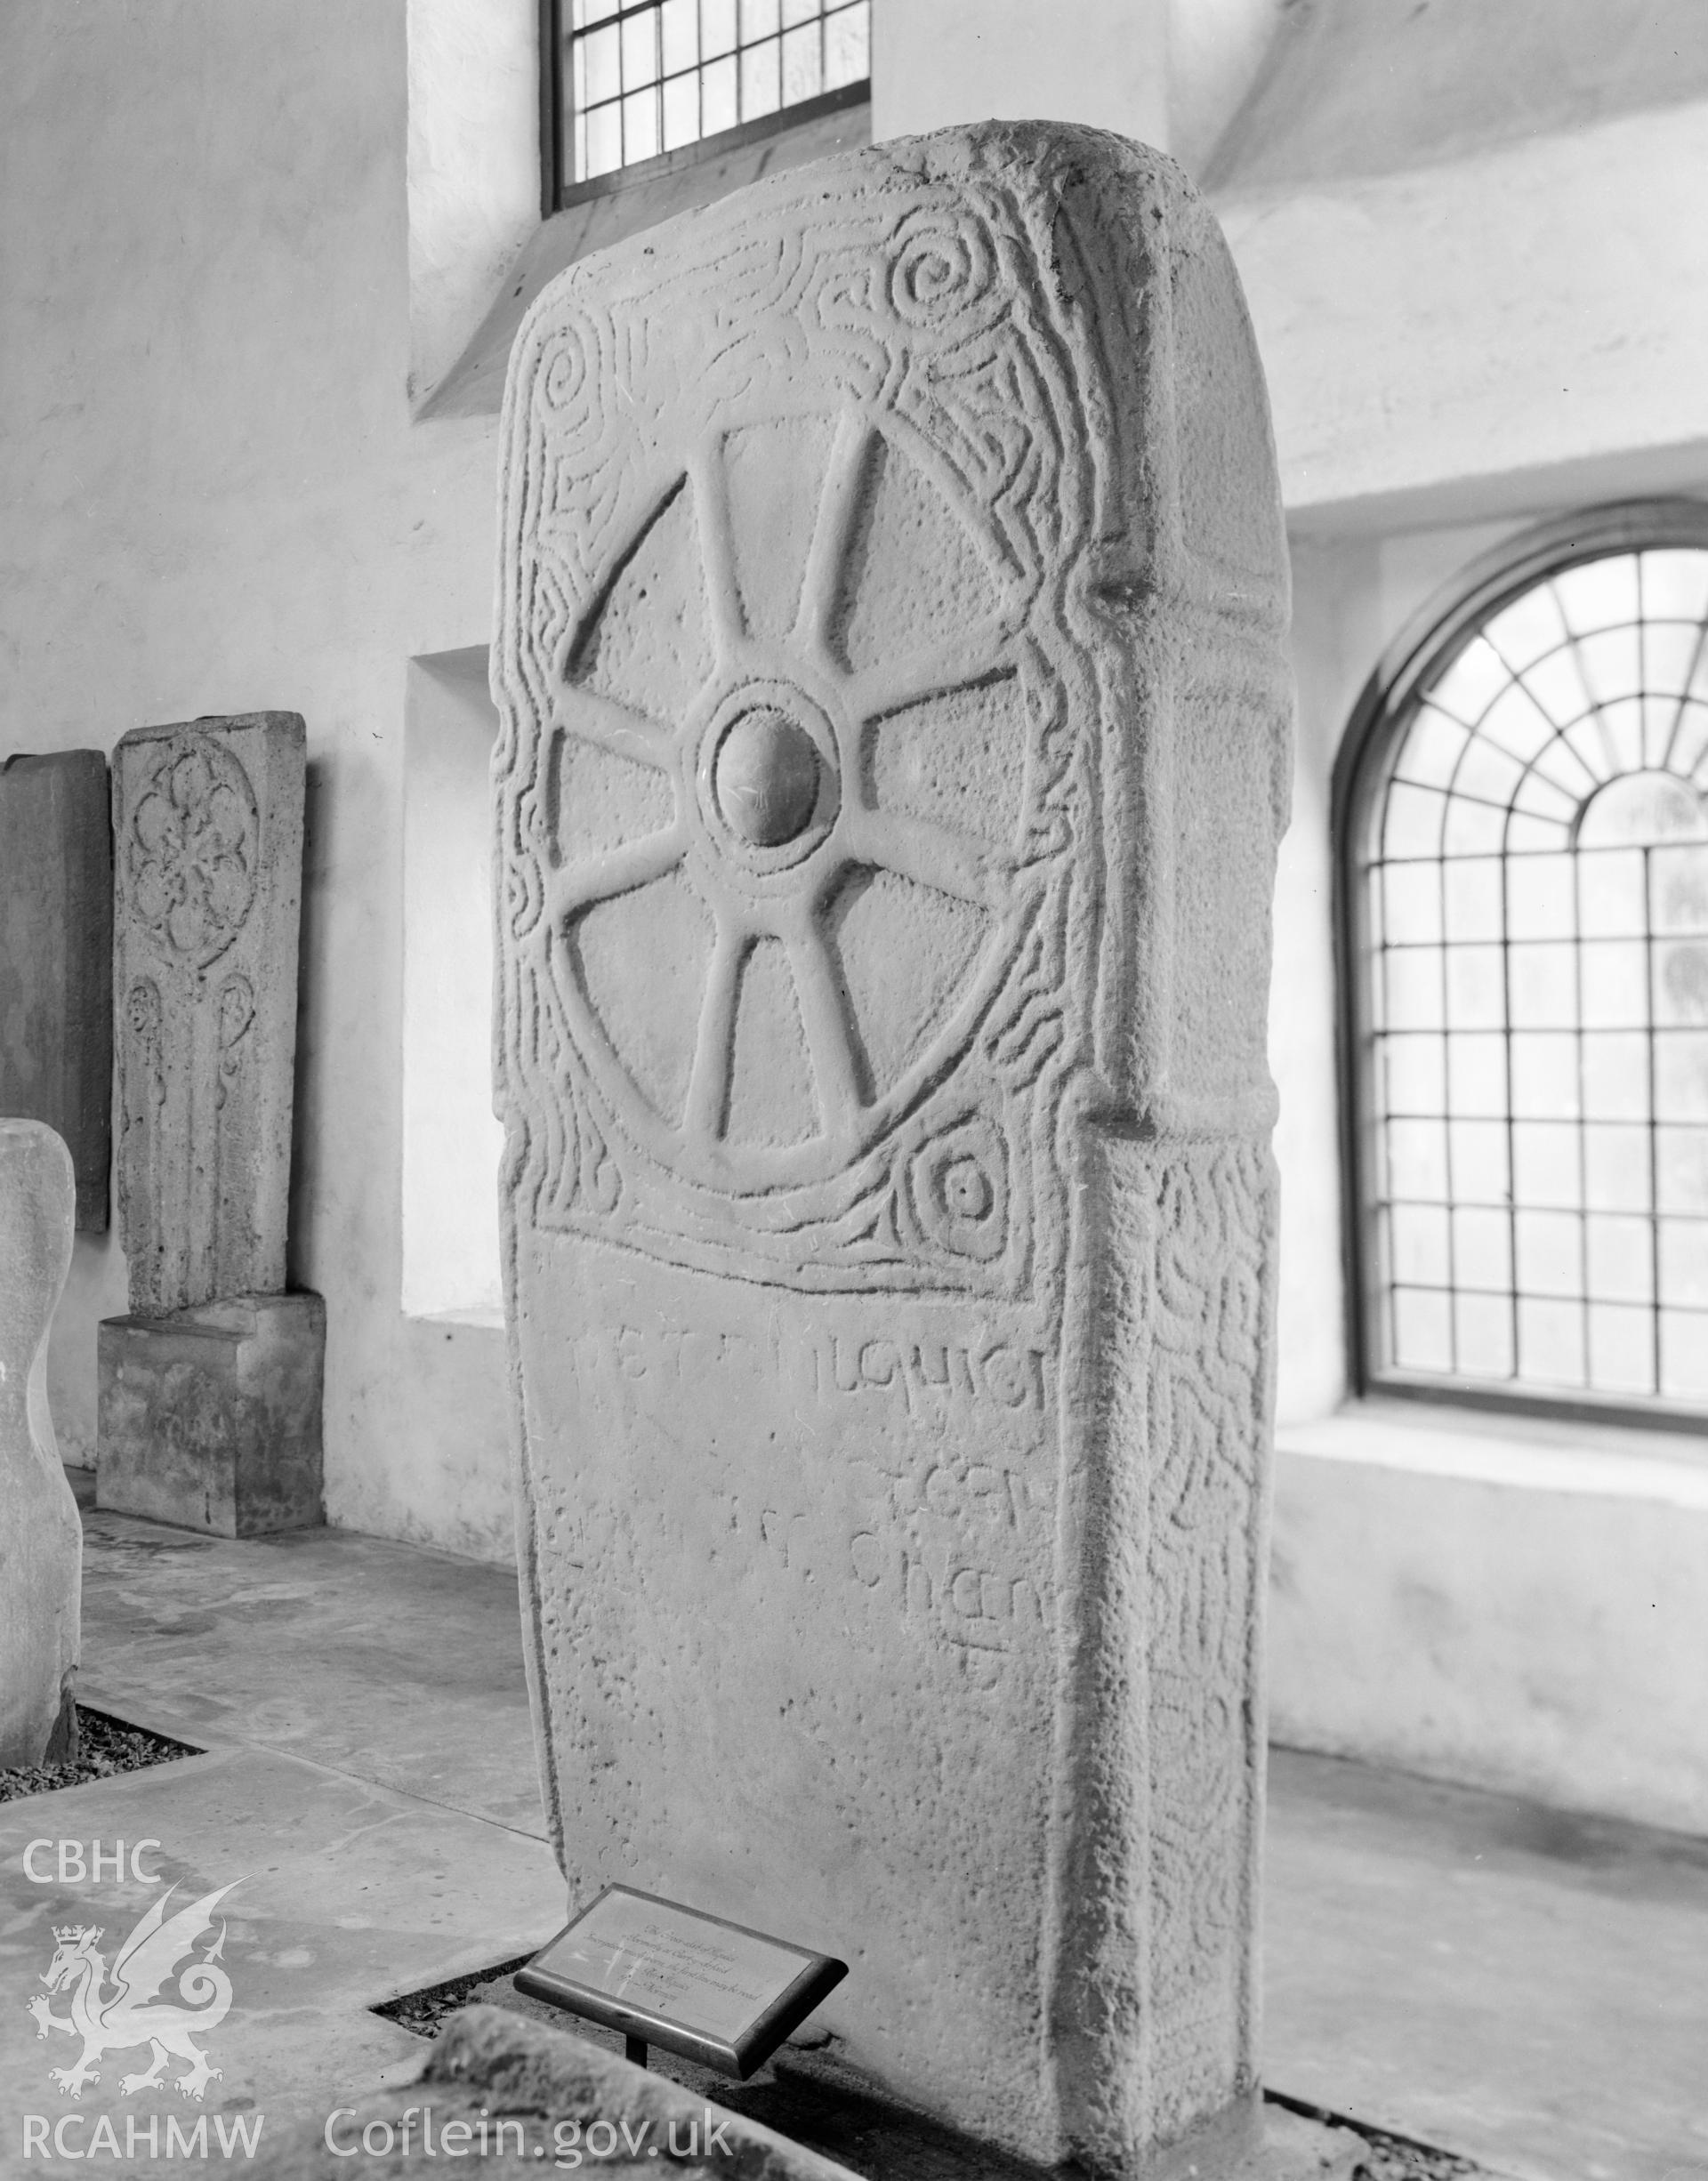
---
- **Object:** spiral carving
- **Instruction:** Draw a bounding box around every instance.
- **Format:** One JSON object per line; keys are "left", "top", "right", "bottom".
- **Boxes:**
{"left": 541, "top": 323, "right": 593, "bottom": 413}
{"left": 888, "top": 213, "right": 997, "bottom": 328}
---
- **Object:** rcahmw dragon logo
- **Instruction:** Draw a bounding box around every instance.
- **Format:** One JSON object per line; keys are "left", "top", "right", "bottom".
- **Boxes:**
{"left": 27, "top": 1883, "right": 237, "bottom": 2100}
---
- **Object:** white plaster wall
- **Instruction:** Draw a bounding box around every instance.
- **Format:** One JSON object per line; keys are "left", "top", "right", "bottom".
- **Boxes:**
{"left": 1272, "top": 1409, "right": 1708, "bottom": 1835}
{"left": 407, "top": 0, "right": 540, "bottom": 409}
{"left": 1221, "top": 99, "right": 1708, "bottom": 522}
{"left": 1207, "top": 0, "right": 1708, "bottom": 197}
{"left": 874, "top": 0, "right": 1284, "bottom": 176}
{"left": 1, "top": 0, "right": 512, "bottom": 1557}
{"left": 872, "top": 0, "right": 1169, "bottom": 146}
{"left": 1164, "top": 0, "right": 1287, "bottom": 180}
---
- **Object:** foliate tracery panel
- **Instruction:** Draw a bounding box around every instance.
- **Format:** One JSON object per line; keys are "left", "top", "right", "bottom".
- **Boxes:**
{"left": 124, "top": 739, "right": 260, "bottom": 973}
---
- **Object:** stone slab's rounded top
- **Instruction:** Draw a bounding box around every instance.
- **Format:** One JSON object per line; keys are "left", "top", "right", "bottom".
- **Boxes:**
{"left": 494, "top": 109, "right": 1289, "bottom": 1284}
{"left": 116, "top": 711, "right": 307, "bottom": 752}
{"left": 0, "top": 1116, "right": 76, "bottom": 1187}
{"left": 0, "top": 1120, "right": 75, "bottom": 1361}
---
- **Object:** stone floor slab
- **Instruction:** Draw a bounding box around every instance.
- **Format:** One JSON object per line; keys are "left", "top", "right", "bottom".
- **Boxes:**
{"left": 1264, "top": 1746, "right": 1708, "bottom": 2181}
{"left": 13, "top": 1474, "right": 1706, "bottom": 2181}
{"left": 71, "top": 1477, "right": 544, "bottom": 1838}
{"left": 0, "top": 1743, "right": 564, "bottom": 2175}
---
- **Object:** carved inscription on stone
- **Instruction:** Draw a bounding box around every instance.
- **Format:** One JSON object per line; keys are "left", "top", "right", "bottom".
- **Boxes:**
{"left": 112, "top": 714, "right": 304, "bottom": 1315}
{"left": 495, "top": 125, "right": 1291, "bottom": 2174}
{"left": 557, "top": 1306, "right": 1053, "bottom": 1691}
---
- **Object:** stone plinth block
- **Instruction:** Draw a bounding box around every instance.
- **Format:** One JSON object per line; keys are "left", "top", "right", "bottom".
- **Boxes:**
{"left": 112, "top": 712, "right": 305, "bottom": 1316}
{"left": 494, "top": 125, "right": 1291, "bottom": 2177}
{"left": 0, "top": 1121, "right": 80, "bottom": 1767}
{"left": 0, "top": 751, "right": 114, "bottom": 1230}
{"left": 96, "top": 1292, "right": 325, "bottom": 1536}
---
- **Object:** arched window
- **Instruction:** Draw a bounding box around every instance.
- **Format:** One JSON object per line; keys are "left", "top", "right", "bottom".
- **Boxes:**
{"left": 1338, "top": 503, "right": 1708, "bottom": 1427}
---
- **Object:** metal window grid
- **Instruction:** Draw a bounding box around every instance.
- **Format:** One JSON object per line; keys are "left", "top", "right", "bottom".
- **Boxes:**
{"left": 560, "top": 0, "right": 870, "bottom": 186}
{"left": 1344, "top": 517, "right": 1708, "bottom": 1425}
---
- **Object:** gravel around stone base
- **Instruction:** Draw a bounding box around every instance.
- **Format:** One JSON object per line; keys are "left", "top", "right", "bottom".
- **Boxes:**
{"left": 373, "top": 1956, "right": 536, "bottom": 2039}
{"left": 0, "top": 1705, "right": 199, "bottom": 1803}
{"left": 1344, "top": 2131, "right": 1485, "bottom": 2181}
{"left": 368, "top": 1971, "right": 1498, "bottom": 2181}
{"left": 1267, "top": 2099, "right": 1487, "bottom": 2181}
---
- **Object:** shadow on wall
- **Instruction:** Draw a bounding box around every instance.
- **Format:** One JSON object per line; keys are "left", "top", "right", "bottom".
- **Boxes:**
{"left": 402, "top": 649, "right": 505, "bottom": 1323}
{"left": 287, "top": 752, "right": 330, "bottom": 1296}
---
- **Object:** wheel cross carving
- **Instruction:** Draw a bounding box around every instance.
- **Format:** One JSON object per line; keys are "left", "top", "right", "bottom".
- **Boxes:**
{"left": 544, "top": 410, "right": 1024, "bottom": 1190}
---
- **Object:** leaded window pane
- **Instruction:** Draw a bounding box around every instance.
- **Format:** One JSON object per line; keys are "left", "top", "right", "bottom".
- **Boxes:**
{"left": 561, "top": 0, "right": 870, "bottom": 184}
{"left": 1356, "top": 535, "right": 1708, "bottom": 1416}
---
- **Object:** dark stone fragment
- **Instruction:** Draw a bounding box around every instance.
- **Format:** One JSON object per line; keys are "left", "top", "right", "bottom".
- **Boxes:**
{"left": 0, "top": 751, "right": 113, "bottom": 1229}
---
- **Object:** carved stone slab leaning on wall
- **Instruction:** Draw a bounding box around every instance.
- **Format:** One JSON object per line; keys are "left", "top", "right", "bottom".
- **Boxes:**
{"left": 0, "top": 751, "right": 113, "bottom": 1231}
{"left": 97, "top": 712, "right": 324, "bottom": 1538}
{"left": 494, "top": 123, "right": 1292, "bottom": 2177}
{"left": 110, "top": 712, "right": 303, "bottom": 1316}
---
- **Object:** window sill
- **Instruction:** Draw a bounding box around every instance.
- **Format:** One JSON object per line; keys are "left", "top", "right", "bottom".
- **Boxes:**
{"left": 1277, "top": 1394, "right": 1708, "bottom": 1509}
{"left": 415, "top": 92, "right": 871, "bottom": 422}
{"left": 407, "top": 1307, "right": 507, "bottom": 1333}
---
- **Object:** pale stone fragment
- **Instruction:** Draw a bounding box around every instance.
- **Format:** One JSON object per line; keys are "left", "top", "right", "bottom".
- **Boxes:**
{"left": 0, "top": 1119, "right": 80, "bottom": 1767}
{"left": 112, "top": 712, "right": 305, "bottom": 1315}
{"left": 0, "top": 751, "right": 113, "bottom": 1230}
{"left": 96, "top": 1291, "right": 325, "bottom": 1536}
{"left": 251, "top": 2007, "right": 866, "bottom": 2179}
{"left": 494, "top": 125, "right": 1291, "bottom": 2175}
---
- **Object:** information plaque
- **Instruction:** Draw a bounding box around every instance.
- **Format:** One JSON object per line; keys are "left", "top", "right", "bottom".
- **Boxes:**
{"left": 517, "top": 1887, "right": 847, "bottom": 2079}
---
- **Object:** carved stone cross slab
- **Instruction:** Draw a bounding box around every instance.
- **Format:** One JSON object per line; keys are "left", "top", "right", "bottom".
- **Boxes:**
{"left": 495, "top": 125, "right": 1291, "bottom": 2176}
{"left": 112, "top": 712, "right": 305, "bottom": 1316}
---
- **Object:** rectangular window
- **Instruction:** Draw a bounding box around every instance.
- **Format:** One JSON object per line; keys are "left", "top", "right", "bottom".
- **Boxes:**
{"left": 549, "top": 0, "right": 871, "bottom": 201}
{"left": 1341, "top": 523, "right": 1708, "bottom": 1434}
